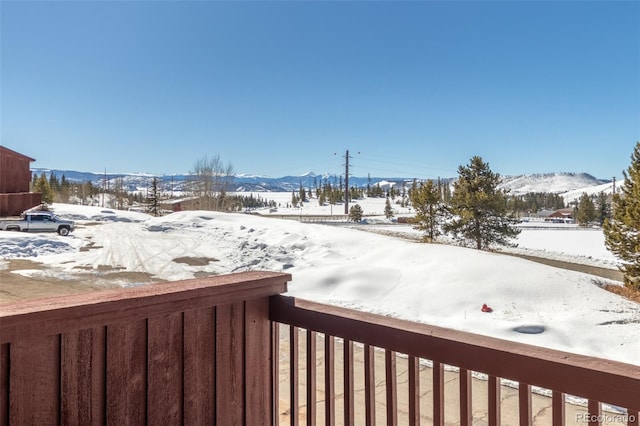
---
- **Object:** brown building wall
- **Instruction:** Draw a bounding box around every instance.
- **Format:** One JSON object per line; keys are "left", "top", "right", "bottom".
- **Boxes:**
{"left": 0, "top": 146, "right": 34, "bottom": 193}
{"left": 0, "top": 193, "right": 43, "bottom": 216}
{"left": 0, "top": 147, "right": 42, "bottom": 216}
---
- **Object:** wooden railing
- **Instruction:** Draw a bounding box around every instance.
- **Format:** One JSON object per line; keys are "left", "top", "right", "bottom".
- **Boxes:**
{"left": 2, "top": 273, "right": 639, "bottom": 425}
{"left": 0, "top": 271, "right": 291, "bottom": 425}
{"left": 270, "top": 296, "right": 640, "bottom": 426}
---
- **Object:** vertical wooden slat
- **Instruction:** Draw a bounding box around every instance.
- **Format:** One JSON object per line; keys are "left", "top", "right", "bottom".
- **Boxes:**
{"left": 343, "top": 339, "right": 355, "bottom": 426}
{"left": 10, "top": 334, "right": 60, "bottom": 425}
{"left": 306, "top": 330, "right": 317, "bottom": 426}
{"left": 290, "top": 326, "right": 300, "bottom": 426}
{"left": 385, "top": 350, "right": 398, "bottom": 426}
{"left": 246, "top": 298, "right": 272, "bottom": 426}
{"left": 459, "top": 368, "right": 472, "bottom": 426}
{"left": 552, "top": 391, "right": 565, "bottom": 426}
{"left": 148, "top": 312, "right": 184, "bottom": 425}
{"left": 272, "top": 322, "right": 280, "bottom": 426}
{"left": 216, "top": 302, "right": 245, "bottom": 425}
{"left": 588, "top": 400, "right": 601, "bottom": 426}
{"left": 106, "top": 320, "right": 147, "bottom": 426}
{"left": 519, "top": 383, "right": 532, "bottom": 426}
{"left": 183, "top": 306, "right": 215, "bottom": 425}
{"left": 1, "top": 343, "right": 9, "bottom": 426}
{"left": 408, "top": 356, "right": 420, "bottom": 426}
{"left": 324, "top": 335, "right": 335, "bottom": 426}
{"left": 364, "top": 344, "right": 376, "bottom": 426}
{"left": 488, "top": 375, "right": 501, "bottom": 426}
{"left": 61, "top": 327, "right": 106, "bottom": 426}
{"left": 433, "top": 361, "right": 444, "bottom": 426}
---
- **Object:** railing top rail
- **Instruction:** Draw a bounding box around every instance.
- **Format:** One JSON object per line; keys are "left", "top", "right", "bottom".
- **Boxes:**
{"left": 270, "top": 295, "right": 640, "bottom": 412}
{"left": 1, "top": 271, "right": 290, "bottom": 343}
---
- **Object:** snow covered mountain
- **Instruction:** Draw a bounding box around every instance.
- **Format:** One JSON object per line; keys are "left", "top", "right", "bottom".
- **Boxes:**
{"left": 32, "top": 168, "right": 613, "bottom": 196}
{"left": 498, "top": 172, "right": 610, "bottom": 195}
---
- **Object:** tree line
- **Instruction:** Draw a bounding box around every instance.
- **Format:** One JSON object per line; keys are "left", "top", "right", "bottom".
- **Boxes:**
{"left": 28, "top": 145, "right": 640, "bottom": 291}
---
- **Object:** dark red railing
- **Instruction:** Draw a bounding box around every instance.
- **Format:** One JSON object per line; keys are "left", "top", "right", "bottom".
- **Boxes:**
{"left": 1, "top": 271, "right": 290, "bottom": 425}
{"left": 2, "top": 272, "right": 638, "bottom": 425}
{"left": 270, "top": 295, "right": 640, "bottom": 426}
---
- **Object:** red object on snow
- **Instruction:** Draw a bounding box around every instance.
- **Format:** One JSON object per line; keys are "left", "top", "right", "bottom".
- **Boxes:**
{"left": 481, "top": 303, "right": 493, "bottom": 313}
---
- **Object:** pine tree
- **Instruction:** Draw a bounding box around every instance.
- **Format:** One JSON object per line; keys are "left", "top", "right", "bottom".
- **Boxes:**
{"left": 349, "top": 204, "right": 363, "bottom": 222}
{"left": 443, "top": 156, "right": 520, "bottom": 250}
{"left": 384, "top": 197, "right": 394, "bottom": 219}
{"left": 595, "top": 192, "right": 611, "bottom": 225}
{"left": 59, "top": 174, "right": 71, "bottom": 203}
{"left": 34, "top": 172, "right": 53, "bottom": 204}
{"left": 409, "top": 179, "right": 447, "bottom": 242}
{"left": 603, "top": 141, "right": 640, "bottom": 290}
{"left": 299, "top": 183, "right": 307, "bottom": 203}
{"left": 575, "top": 193, "right": 596, "bottom": 226}
{"left": 146, "top": 177, "right": 161, "bottom": 216}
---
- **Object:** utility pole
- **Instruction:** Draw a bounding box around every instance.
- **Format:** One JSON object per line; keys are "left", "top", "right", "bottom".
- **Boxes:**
{"left": 345, "top": 150, "right": 350, "bottom": 214}
{"left": 336, "top": 150, "right": 359, "bottom": 214}
{"left": 102, "top": 168, "right": 107, "bottom": 208}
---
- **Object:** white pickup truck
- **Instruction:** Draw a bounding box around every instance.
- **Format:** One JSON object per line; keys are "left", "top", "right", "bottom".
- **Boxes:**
{"left": 0, "top": 211, "right": 75, "bottom": 236}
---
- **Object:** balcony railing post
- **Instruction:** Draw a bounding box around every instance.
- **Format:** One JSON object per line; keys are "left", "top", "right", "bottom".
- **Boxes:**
{"left": 460, "top": 368, "right": 472, "bottom": 426}
{"left": 343, "top": 339, "right": 354, "bottom": 426}
{"left": 306, "top": 330, "right": 317, "bottom": 426}
{"left": 408, "top": 356, "right": 420, "bottom": 426}
{"left": 552, "top": 390, "right": 565, "bottom": 426}
{"left": 324, "top": 335, "right": 335, "bottom": 426}
{"left": 385, "top": 350, "right": 398, "bottom": 426}
{"left": 433, "top": 361, "right": 445, "bottom": 426}
{"left": 364, "top": 344, "right": 376, "bottom": 426}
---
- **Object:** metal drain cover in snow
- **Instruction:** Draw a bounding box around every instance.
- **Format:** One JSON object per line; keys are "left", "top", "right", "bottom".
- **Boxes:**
{"left": 513, "top": 325, "right": 546, "bottom": 334}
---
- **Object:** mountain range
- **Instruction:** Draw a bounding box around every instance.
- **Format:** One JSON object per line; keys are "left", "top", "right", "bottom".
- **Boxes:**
{"left": 32, "top": 168, "right": 612, "bottom": 197}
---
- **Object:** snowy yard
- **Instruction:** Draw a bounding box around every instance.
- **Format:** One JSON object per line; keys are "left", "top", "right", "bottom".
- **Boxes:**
{"left": 1, "top": 200, "right": 638, "bottom": 367}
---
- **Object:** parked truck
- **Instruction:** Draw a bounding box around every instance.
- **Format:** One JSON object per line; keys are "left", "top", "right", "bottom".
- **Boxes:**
{"left": 0, "top": 211, "right": 75, "bottom": 236}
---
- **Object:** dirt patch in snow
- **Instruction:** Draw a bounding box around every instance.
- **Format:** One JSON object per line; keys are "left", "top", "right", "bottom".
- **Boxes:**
{"left": 173, "top": 256, "right": 219, "bottom": 266}
{"left": 0, "top": 259, "right": 160, "bottom": 303}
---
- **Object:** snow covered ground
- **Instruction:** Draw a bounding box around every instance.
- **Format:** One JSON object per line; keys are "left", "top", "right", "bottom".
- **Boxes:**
{"left": 1, "top": 199, "right": 638, "bottom": 367}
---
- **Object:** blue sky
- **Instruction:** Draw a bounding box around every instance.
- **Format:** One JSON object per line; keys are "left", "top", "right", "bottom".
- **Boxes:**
{"left": 2, "top": 1, "right": 639, "bottom": 180}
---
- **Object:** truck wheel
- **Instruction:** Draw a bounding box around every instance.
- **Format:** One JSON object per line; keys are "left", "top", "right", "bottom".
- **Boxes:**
{"left": 58, "top": 226, "right": 70, "bottom": 236}
{"left": 7, "top": 226, "right": 20, "bottom": 232}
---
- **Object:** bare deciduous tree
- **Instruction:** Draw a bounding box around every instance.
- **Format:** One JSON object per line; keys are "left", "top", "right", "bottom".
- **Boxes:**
{"left": 189, "top": 155, "right": 235, "bottom": 211}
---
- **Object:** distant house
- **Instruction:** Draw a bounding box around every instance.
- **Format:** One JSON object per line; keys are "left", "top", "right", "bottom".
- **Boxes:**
{"left": 548, "top": 208, "right": 574, "bottom": 219}
{"left": 536, "top": 209, "right": 556, "bottom": 219}
{"left": 159, "top": 197, "right": 200, "bottom": 212}
{"left": 543, "top": 208, "right": 575, "bottom": 223}
{"left": 0, "top": 146, "right": 43, "bottom": 216}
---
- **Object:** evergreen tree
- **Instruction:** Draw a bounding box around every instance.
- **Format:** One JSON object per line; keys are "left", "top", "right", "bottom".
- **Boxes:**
{"left": 34, "top": 172, "right": 54, "bottom": 204}
{"left": 146, "top": 177, "right": 161, "bottom": 216}
{"left": 409, "top": 179, "right": 447, "bottom": 242}
{"left": 443, "top": 156, "right": 520, "bottom": 250}
{"left": 595, "top": 191, "right": 611, "bottom": 225}
{"left": 318, "top": 191, "right": 326, "bottom": 206}
{"left": 603, "top": 141, "right": 640, "bottom": 290}
{"left": 59, "top": 174, "right": 71, "bottom": 203}
{"left": 575, "top": 193, "right": 597, "bottom": 226}
{"left": 299, "top": 183, "right": 307, "bottom": 203}
{"left": 384, "top": 197, "right": 394, "bottom": 219}
{"left": 48, "top": 172, "right": 60, "bottom": 194}
{"left": 348, "top": 204, "right": 363, "bottom": 222}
